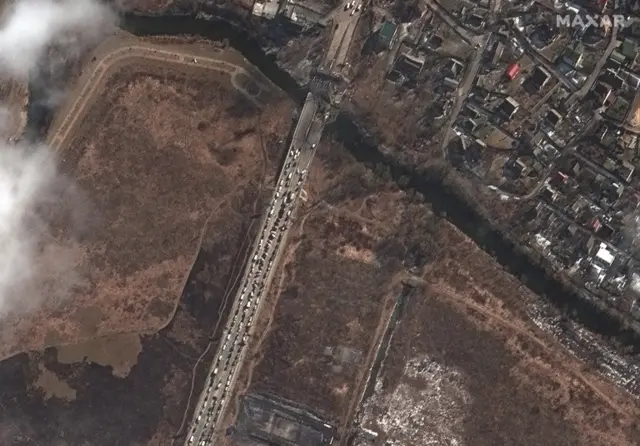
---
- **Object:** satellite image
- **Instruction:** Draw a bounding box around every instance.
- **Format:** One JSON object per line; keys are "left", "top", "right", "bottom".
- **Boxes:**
{"left": 0, "top": 0, "right": 639, "bottom": 444}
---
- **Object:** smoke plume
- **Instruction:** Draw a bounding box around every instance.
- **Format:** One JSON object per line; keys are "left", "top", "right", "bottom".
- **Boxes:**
{"left": 0, "top": 0, "right": 115, "bottom": 316}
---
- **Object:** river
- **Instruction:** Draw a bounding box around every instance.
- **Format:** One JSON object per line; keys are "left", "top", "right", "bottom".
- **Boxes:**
{"left": 26, "top": 12, "right": 640, "bottom": 355}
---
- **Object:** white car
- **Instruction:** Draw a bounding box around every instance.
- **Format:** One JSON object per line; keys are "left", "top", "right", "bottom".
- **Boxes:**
{"left": 355, "top": 3, "right": 361, "bottom": 11}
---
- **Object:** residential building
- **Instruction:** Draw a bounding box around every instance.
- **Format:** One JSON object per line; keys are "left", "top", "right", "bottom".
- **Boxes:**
{"left": 528, "top": 66, "right": 552, "bottom": 90}
{"left": 252, "top": 0, "right": 280, "bottom": 19}
{"left": 499, "top": 97, "right": 520, "bottom": 120}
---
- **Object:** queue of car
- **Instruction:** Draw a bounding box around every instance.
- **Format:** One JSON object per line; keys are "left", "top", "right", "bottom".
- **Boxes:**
{"left": 344, "top": 0, "right": 364, "bottom": 14}
{"left": 187, "top": 145, "right": 313, "bottom": 445}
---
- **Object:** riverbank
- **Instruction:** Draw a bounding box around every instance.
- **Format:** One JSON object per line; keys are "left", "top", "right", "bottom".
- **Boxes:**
{"left": 24, "top": 9, "right": 640, "bottom": 389}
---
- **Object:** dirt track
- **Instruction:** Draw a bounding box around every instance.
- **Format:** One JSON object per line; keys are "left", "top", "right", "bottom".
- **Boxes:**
{"left": 48, "top": 35, "right": 273, "bottom": 152}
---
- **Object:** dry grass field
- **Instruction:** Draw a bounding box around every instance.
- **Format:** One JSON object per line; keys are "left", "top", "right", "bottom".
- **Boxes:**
{"left": 0, "top": 76, "right": 28, "bottom": 139}
{"left": 248, "top": 220, "right": 400, "bottom": 421}
{"left": 358, "top": 246, "right": 640, "bottom": 445}
{"left": 0, "top": 43, "right": 295, "bottom": 443}
{"left": 227, "top": 132, "right": 640, "bottom": 445}
{"left": 0, "top": 46, "right": 292, "bottom": 359}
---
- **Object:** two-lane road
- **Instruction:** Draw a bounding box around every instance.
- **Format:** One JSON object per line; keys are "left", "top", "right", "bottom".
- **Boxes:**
{"left": 184, "top": 94, "right": 322, "bottom": 446}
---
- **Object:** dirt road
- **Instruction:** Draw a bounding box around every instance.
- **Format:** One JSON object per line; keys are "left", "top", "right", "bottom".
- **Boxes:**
{"left": 48, "top": 37, "right": 271, "bottom": 152}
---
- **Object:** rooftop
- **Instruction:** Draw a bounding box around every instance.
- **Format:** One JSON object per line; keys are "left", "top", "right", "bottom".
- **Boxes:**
{"left": 529, "top": 66, "right": 551, "bottom": 90}
{"left": 621, "top": 38, "right": 639, "bottom": 60}
{"left": 380, "top": 21, "right": 398, "bottom": 43}
{"left": 595, "top": 243, "right": 615, "bottom": 266}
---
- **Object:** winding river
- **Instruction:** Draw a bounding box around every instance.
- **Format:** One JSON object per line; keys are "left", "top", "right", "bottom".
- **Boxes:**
{"left": 26, "top": 12, "right": 640, "bottom": 355}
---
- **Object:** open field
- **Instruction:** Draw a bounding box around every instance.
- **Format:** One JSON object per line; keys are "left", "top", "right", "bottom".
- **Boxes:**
{"left": 0, "top": 201, "right": 256, "bottom": 445}
{"left": 225, "top": 156, "right": 408, "bottom": 430}
{"left": 0, "top": 76, "right": 28, "bottom": 140}
{"left": 118, "top": 0, "right": 176, "bottom": 13}
{"left": 0, "top": 37, "right": 295, "bottom": 443}
{"left": 0, "top": 39, "right": 293, "bottom": 359}
{"left": 220, "top": 134, "right": 442, "bottom": 443}
{"left": 221, "top": 131, "right": 640, "bottom": 445}
{"left": 354, "top": 222, "right": 640, "bottom": 446}
{"left": 248, "top": 219, "right": 398, "bottom": 420}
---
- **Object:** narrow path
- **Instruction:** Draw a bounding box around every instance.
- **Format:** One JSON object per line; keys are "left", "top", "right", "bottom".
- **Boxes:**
{"left": 49, "top": 43, "right": 268, "bottom": 151}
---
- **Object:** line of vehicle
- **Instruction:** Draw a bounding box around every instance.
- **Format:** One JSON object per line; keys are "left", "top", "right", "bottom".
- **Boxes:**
{"left": 185, "top": 95, "right": 320, "bottom": 446}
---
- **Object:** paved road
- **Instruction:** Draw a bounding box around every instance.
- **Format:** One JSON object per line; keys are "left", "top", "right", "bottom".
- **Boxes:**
{"left": 439, "top": 33, "right": 491, "bottom": 159}
{"left": 184, "top": 93, "right": 322, "bottom": 446}
{"left": 510, "top": 28, "right": 579, "bottom": 93}
{"left": 324, "top": 0, "right": 364, "bottom": 71}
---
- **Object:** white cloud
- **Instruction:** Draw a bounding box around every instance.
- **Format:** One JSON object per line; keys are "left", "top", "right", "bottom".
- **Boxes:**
{"left": 0, "top": 0, "right": 116, "bottom": 77}
{"left": 0, "top": 0, "right": 114, "bottom": 316}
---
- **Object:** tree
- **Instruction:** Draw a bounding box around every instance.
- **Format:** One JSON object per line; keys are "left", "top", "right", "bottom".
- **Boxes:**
{"left": 391, "top": 0, "right": 422, "bottom": 23}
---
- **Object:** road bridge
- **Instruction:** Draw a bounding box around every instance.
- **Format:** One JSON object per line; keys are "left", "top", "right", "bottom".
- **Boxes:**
{"left": 184, "top": 93, "right": 323, "bottom": 446}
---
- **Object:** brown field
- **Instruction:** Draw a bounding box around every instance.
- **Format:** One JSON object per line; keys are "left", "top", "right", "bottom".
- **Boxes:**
{"left": 223, "top": 135, "right": 439, "bottom": 441}
{"left": 0, "top": 197, "right": 261, "bottom": 445}
{"left": 0, "top": 44, "right": 293, "bottom": 362}
{"left": 224, "top": 138, "right": 412, "bottom": 426}
{"left": 0, "top": 76, "right": 28, "bottom": 139}
{"left": 248, "top": 216, "right": 400, "bottom": 421}
{"left": 354, "top": 220, "right": 640, "bottom": 445}
{"left": 227, "top": 132, "right": 640, "bottom": 445}
{"left": 357, "top": 237, "right": 640, "bottom": 445}
{"left": 0, "top": 43, "right": 295, "bottom": 444}
{"left": 118, "top": 0, "right": 176, "bottom": 13}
